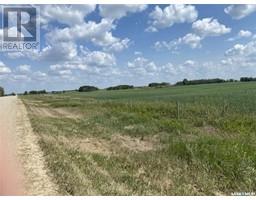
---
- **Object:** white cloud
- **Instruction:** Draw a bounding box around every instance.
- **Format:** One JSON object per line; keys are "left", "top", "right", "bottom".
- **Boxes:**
{"left": 47, "top": 50, "right": 116, "bottom": 80}
{"left": 134, "top": 51, "right": 142, "bottom": 55}
{"left": 8, "top": 41, "right": 78, "bottom": 62}
{"left": 160, "top": 63, "right": 177, "bottom": 75}
{"left": 46, "top": 19, "right": 130, "bottom": 52}
{"left": 224, "top": 5, "right": 256, "bottom": 19}
{"left": 154, "top": 18, "right": 230, "bottom": 52}
{"left": 128, "top": 57, "right": 158, "bottom": 75}
{"left": 16, "top": 65, "right": 31, "bottom": 74}
{"left": 222, "top": 38, "right": 256, "bottom": 72}
{"left": 128, "top": 57, "right": 147, "bottom": 68}
{"left": 238, "top": 30, "right": 252, "bottom": 38}
{"left": 48, "top": 69, "right": 73, "bottom": 79}
{"left": 154, "top": 41, "right": 173, "bottom": 51}
{"left": 83, "top": 51, "right": 116, "bottom": 67}
{"left": 41, "top": 5, "right": 96, "bottom": 26}
{"left": 103, "top": 38, "right": 130, "bottom": 52}
{"left": 184, "top": 60, "right": 196, "bottom": 66}
{"left": 192, "top": 18, "right": 231, "bottom": 37}
{"left": 225, "top": 41, "right": 256, "bottom": 57}
{"left": 145, "top": 26, "right": 158, "bottom": 32}
{"left": 228, "top": 30, "right": 252, "bottom": 41}
{"left": 46, "top": 19, "right": 114, "bottom": 43}
{"left": 0, "top": 61, "right": 12, "bottom": 75}
{"left": 99, "top": 5, "right": 147, "bottom": 20}
{"left": 147, "top": 4, "right": 198, "bottom": 32}
{"left": 179, "top": 33, "right": 202, "bottom": 49}
{"left": 12, "top": 75, "right": 29, "bottom": 81}
{"left": 154, "top": 33, "right": 202, "bottom": 51}
{"left": 39, "top": 41, "right": 78, "bottom": 61}
{"left": 33, "top": 71, "right": 47, "bottom": 81}
{"left": 0, "top": 29, "right": 3, "bottom": 40}
{"left": 8, "top": 9, "right": 131, "bottom": 67}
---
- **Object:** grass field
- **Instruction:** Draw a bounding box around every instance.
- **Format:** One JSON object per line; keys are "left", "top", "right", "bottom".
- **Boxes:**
{"left": 21, "top": 82, "right": 256, "bottom": 195}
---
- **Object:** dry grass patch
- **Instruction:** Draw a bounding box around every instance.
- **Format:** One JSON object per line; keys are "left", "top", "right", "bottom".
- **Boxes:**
{"left": 53, "top": 134, "right": 159, "bottom": 156}
{"left": 27, "top": 105, "right": 82, "bottom": 119}
{"left": 111, "top": 134, "right": 158, "bottom": 152}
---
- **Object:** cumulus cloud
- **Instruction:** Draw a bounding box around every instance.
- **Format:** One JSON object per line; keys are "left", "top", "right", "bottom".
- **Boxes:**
{"left": 146, "top": 4, "right": 198, "bottom": 32}
{"left": 48, "top": 68, "right": 73, "bottom": 80}
{"left": 228, "top": 30, "right": 252, "bottom": 41}
{"left": 178, "top": 33, "right": 202, "bottom": 48}
{"left": 41, "top": 5, "right": 96, "bottom": 26}
{"left": 238, "top": 30, "right": 252, "bottom": 37}
{"left": 16, "top": 65, "right": 31, "bottom": 74}
{"left": 128, "top": 57, "right": 158, "bottom": 75}
{"left": 222, "top": 37, "right": 256, "bottom": 72}
{"left": 192, "top": 18, "right": 231, "bottom": 37}
{"left": 39, "top": 41, "right": 78, "bottom": 61}
{"left": 83, "top": 51, "right": 116, "bottom": 67}
{"left": 103, "top": 38, "right": 130, "bottom": 52}
{"left": 99, "top": 4, "right": 147, "bottom": 20}
{"left": 45, "top": 19, "right": 130, "bottom": 52}
{"left": 0, "top": 61, "right": 12, "bottom": 75}
{"left": 33, "top": 71, "right": 47, "bottom": 81}
{"left": 154, "top": 33, "right": 202, "bottom": 51}
{"left": 47, "top": 50, "right": 117, "bottom": 80}
{"left": 155, "top": 18, "right": 230, "bottom": 51}
{"left": 224, "top": 5, "right": 256, "bottom": 19}
{"left": 45, "top": 19, "right": 113, "bottom": 43}
{"left": 225, "top": 41, "right": 256, "bottom": 57}
{"left": 160, "top": 62, "right": 178, "bottom": 75}
{"left": 184, "top": 60, "right": 196, "bottom": 67}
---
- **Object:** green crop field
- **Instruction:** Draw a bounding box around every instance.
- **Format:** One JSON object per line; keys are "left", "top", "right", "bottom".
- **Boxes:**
{"left": 20, "top": 82, "right": 256, "bottom": 195}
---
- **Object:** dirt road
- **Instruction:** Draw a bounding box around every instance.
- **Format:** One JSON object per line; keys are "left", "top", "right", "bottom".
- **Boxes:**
{"left": 0, "top": 96, "right": 58, "bottom": 195}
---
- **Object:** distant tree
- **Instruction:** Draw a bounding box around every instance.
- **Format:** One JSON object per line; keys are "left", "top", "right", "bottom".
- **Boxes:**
{"left": 29, "top": 90, "right": 47, "bottom": 95}
{"left": 0, "top": 87, "right": 4, "bottom": 96}
{"left": 182, "top": 79, "right": 188, "bottom": 85}
{"left": 78, "top": 85, "right": 98, "bottom": 92}
{"left": 148, "top": 82, "right": 170, "bottom": 87}
{"left": 240, "top": 77, "right": 256, "bottom": 82}
{"left": 175, "top": 78, "right": 225, "bottom": 86}
{"left": 106, "top": 85, "right": 134, "bottom": 90}
{"left": 24, "top": 91, "right": 28, "bottom": 95}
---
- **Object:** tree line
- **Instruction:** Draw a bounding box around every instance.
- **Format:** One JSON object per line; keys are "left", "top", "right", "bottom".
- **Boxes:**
{"left": 176, "top": 78, "right": 227, "bottom": 86}
{"left": 240, "top": 77, "right": 256, "bottom": 82}
{"left": 2, "top": 76, "right": 255, "bottom": 96}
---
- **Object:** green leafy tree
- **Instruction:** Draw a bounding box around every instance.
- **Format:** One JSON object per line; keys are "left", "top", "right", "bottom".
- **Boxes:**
{"left": 78, "top": 85, "right": 98, "bottom": 92}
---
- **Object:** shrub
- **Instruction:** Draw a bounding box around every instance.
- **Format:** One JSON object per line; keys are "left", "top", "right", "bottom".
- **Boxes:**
{"left": 148, "top": 82, "right": 170, "bottom": 87}
{"left": 78, "top": 85, "right": 98, "bottom": 92}
{"left": 29, "top": 90, "right": 47, "bottom": 95}
{"left": 106, "top": 85, "right": 134, "bottom": 90}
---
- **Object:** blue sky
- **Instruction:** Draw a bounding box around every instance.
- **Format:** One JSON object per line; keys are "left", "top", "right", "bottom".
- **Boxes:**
{"left": 1, "top": 4, "right": 256, "bottom": 93}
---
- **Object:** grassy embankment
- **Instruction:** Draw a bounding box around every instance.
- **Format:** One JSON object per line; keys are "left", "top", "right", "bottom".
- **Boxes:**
{"left": 21, "top": 82, "right": 256, "bottom": 195}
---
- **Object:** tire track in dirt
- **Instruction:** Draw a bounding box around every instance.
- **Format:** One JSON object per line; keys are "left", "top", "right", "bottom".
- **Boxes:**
{"left": 16, "top": 98, "right": 59, "bottom": 195}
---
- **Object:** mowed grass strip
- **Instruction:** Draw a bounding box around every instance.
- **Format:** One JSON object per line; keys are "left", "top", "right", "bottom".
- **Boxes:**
{"left": 21, "top": 82, "right": 256, "bottom": 195}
